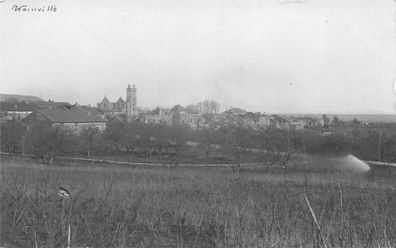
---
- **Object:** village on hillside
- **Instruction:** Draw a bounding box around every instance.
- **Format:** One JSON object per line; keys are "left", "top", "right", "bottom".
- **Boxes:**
{"left": 1, "top": 84, "right": 382, "bottom": 136}
{"left": 2, "top": 0, "right": 396, "bottom": 247}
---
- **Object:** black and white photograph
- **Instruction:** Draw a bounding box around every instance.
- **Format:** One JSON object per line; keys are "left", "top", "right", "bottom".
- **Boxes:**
{"left": 1, "top": 0, "right": 396, "bottom": 247}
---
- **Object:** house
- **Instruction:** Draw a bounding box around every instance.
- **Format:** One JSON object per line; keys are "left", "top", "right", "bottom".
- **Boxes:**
{"left": 1, "top": 101, "right": 37, "bottom": 120}
{"left": 23, "top": 108, "right": 106, "bottom": 133}
{"left": 36, "top": 101, "right": 73, "bottom": 110}
{"left": 0, "top": 101, "right": 72, "bottom": 121}
{"left": 289, "top": 118, "right": 305, "bottom": 130}
{"left": 169, "top": 105, "right": 185, "bottom": 126}
{"left": 243, "top": 112, "right": 259, "bottom": 129}
{"left": 199, "top": 113, "right": 222, "bottom": 130}
{"left": 242, "top": 112, "right": 272, "bottom": 130}
{"left": 258, "top": 115, "right": 271, "bottom": 128}
{"left": 139, "top": 108, "right": 162, "bottom": 124}
{"left": 140, "top": 113, "right": 161, "bottom": 124}
{"left": 291, "top": 117, "right": 321, "bottom": 128}
{"left": 138, "top": 107, "right": 173, "bottom": 126}
{"left": 151, "top": 104, "right": 204, "bottom": 130}
{"left": 158, "top": 108, "right": 173, "bottom": 126}
{"left": 179, "top": 111, "right": 203, "bottom": 130}
{"left": 223, "top": 107, "right": 246, "bottom": 116}
{"left": 270, "top": 115, "right": 293, "bottom": 129}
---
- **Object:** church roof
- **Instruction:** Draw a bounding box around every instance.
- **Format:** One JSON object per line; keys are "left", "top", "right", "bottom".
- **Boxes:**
{"left": 100, "top": 96, "right": 110, "bottom": 103}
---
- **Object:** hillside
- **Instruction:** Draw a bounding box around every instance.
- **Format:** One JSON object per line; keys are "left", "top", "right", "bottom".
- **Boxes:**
{"left": 0, "top": 94, "right": 43, "bottom": 103}
{"left": 284, "top": 114, "right": 396, "bottom": 123}
{"left": 327, "top": 114, "right": 396, "bottom": 123}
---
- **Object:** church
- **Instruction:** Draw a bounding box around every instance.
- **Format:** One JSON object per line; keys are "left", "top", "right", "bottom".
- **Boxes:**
{"left": 97, "top": 84, "right": 138, "bottom": 115}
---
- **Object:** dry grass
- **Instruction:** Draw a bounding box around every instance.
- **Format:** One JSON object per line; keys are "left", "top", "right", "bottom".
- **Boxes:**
{"left": 1, "top": 158, "right": 395, "bottom": 248}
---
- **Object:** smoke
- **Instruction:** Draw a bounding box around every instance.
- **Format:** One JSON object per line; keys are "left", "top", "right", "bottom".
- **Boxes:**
{"left": 291, "top": 154, "right": 371, "bottom": 174}
{"left": 342, "top": 154, "right": 370, "bottom": 173}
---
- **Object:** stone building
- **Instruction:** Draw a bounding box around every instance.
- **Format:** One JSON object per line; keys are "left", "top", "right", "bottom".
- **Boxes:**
{"left": 97, "top": 84, "right": 137, "bottom": 116}
{"left": 1, "top": 101, "right": 72, "bottom": 121}
{"left": 1, "top": 102, "right": 36, "bottom": 121}
{"left": 23, "top": 108, "right": 106, "bottom": 133}
{"left": 179, "top": 111, "right": 203, "bottom": 130}
{"left": 126, "top": 84, "right": 138, "bottom": 115}
{"left": 259, "top": 115, "right": 271, "bottom": 128}
{"left": 270, "top": 115, "right": 293, "bottom": 129}
{"left": 139, "top": 108, "right": 173, "bottom": 126}
{"left": 290, "top": 117, "right": 322, "bottom": 129}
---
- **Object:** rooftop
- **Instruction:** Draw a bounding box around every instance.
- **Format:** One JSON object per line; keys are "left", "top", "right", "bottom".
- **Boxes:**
{"left": 0, "top": 101, "right": 39, "bottom": 112}
{"left": 36, "top": 108, "right": 105, "bottom": 123}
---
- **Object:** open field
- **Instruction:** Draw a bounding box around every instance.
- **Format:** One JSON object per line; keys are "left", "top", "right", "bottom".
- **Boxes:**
{"left": 1, "top": 157, "right": 395, "bottom": 248}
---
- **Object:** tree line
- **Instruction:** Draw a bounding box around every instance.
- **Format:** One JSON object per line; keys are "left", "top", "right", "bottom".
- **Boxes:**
{"left": 1, "top": 117, "right": 396, "bottom": 163}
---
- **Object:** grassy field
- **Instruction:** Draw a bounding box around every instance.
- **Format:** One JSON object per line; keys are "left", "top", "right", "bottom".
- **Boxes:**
{"left": 1, "top": 156, "right": 395, "bottom": 248}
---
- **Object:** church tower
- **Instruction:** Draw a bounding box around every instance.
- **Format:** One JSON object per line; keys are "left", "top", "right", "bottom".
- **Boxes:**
{"left": 126, "top": 84, "right": 137, "bottom": 115}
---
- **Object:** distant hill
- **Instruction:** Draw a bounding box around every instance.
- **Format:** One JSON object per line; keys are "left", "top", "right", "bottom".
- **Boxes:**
{"left": 0, "top": 94, "right": 44, "bottom": 103}
{"left": 281, "top": 114, "right": 396, "bottom": 123}
{"left": 327, "top": 114, "right": 396, "bottom": 123}
{"left": 304, "top": 114, "right": 396, "bottom": 123}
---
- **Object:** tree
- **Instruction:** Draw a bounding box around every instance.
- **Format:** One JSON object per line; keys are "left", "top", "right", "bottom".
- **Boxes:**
{"left": 149, "top": 124, "right": 169, "bottom": 155}
{"left": 322, "top": 114, "right": 330, "bottom": 127}
{"left": 383, "top": 132, "right": 396, "bottom": 162}
{"left": 195, "top": 100, "right": 220, "bottom": 114}
{"left": 352, "top": 118, "right": 360, "bottom": 126}
{"left": 351, "top": 128, "right": 360, "bottom": 137}
{"left": 0, "top": 120, "right": 25, "bottom": 153}
{"left": 332, "top": 115, "right": 348, "bottom": 127}
{"left": 221, "top": 127, "right": 253, "bottom": 170}
{"left": 209, "top": 100, "right": 220, "bottom": 113}
{"left": 186, "top": 105, "right": 198, "bottom": 114}
{"left": 197, "top": 128, "right": 222, "bottom": 160}
{"left": 332, "top": 115, "right": 340, "bottom": 126}
{"left": 103, "top": 117, "right": 128, "bottom": 154}
{"left": 79, "top": 127, "right": 101, "bottom": 156}
{"left": 25, "top": 123, "right": 76, "bottom": 164}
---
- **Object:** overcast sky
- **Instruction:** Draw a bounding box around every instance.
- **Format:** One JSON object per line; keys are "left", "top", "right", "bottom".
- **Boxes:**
{"left": 1, "top": 0, "right": 395, "bottom": 114}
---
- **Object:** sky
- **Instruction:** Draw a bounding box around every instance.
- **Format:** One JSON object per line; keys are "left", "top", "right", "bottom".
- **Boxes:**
{"left": 1, "top": 0, "right": 396, "bottom": 114}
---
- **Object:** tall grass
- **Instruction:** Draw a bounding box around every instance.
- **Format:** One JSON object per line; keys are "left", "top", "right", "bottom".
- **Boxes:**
{"left": 1, "top": 159, "right": 395, "bottom": 248}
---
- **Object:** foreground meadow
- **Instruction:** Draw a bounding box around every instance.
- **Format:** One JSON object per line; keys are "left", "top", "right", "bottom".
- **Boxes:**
{"left": 1, "top": 158, "right": 395, "bottom": 248}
